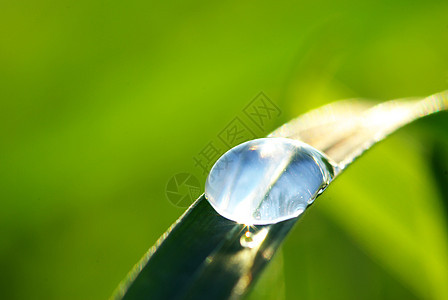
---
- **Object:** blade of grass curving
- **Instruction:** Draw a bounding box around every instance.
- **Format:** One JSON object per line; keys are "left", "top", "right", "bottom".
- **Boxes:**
{"left": 113, "top": 90, "right": 447, "bottom": 300}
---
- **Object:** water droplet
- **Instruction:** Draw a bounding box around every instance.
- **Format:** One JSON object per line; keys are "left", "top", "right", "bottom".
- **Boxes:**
{"left": 205, "top": 138, "right": 335, "bottom": 225}
{"left": 240, "top": 231, "right": 255, "bottom": 248}
{"left": 240, "top": 228, "right": 268, "bottom": 248}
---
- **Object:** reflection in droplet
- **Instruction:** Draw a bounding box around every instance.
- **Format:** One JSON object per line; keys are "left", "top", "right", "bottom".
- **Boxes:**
{"left": 205, "top": 138, "right": 336, "bottom": 225}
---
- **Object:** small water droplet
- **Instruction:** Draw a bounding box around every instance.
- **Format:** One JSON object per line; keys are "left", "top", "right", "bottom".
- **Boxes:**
{"left": 205, "top": 138, "right": 335, "bottom": 225}
{"left": 239, "top": 228, "right": 268, "bottom": 248}
{"left": 240, "top": 231, "right": 254, "bottom": 248}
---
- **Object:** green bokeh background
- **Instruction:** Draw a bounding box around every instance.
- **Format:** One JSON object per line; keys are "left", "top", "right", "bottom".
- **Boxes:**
{"left": 1, "top": 0, "right": 448, "bottom": 299}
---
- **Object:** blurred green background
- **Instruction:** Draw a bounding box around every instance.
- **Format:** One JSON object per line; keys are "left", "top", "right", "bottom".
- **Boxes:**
{"left": 1, "top": 0, "right": 448, "bottom": 299}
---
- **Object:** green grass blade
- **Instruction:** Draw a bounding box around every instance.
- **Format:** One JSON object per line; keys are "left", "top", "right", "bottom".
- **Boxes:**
{"left": 114, "top": 195, "right": 298, "bottom": 299}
